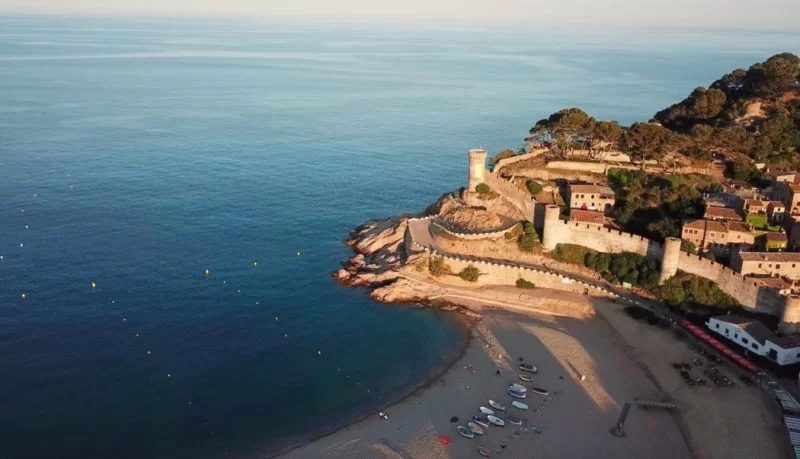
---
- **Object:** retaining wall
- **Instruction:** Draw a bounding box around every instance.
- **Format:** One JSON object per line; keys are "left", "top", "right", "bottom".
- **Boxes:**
{"left": 492, "top": 149, "right": 548, "bottom": 175}
{"left": 432, "top": 251, "right": 617, "bottom": 300}
{"left": 676, "top": 252, "right": 784, "bottom": 315}
{"left": 432, "top": 219, "right": 513, "bottom": 240}
{"left": 545, "top": 218, "right": 664, "bottom": 260}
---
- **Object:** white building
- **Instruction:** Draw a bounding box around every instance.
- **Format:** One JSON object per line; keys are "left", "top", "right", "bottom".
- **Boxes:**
{"left": 707, "top": 315, "right": 800, "bottom": 366}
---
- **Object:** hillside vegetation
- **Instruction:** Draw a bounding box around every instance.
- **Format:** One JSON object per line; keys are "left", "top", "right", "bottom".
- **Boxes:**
{"left": 522, "top": 53, "right": 800, "bottom": 168}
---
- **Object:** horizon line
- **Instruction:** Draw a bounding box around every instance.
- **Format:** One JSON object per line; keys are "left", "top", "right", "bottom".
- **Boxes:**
{"left": 2, "top": 11, "right": 800, "bottom": 33}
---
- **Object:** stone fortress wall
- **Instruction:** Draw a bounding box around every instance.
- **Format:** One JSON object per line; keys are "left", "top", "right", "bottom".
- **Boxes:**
{"left": 470, "top": 150, "right": 797, "bottom": 331}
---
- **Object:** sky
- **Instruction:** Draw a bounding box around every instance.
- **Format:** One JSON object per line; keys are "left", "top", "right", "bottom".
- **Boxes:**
{"left": 1, "top": 0, "right": 799, "bottom": 29}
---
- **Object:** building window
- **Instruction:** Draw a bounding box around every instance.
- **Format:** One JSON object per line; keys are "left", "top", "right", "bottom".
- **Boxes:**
{"left": 734, "top": 333, "right": 738, "bottom": 339}
{"left": 777, "top": 264, "right": 781, "bottom": 269}
{"left": 715, "top": 323, "right": 719, "bottom": 329}
{"left": 759, "top": 263, "right": 762, "bottom": 268}
{"left": 742, "top": 337, "right": 748, "bottom": 344}
{"left": 752, "top": 342, "right": 758, "bottom": 349}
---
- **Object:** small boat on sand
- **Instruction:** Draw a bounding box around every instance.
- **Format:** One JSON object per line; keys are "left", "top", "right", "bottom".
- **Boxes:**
{"left": 531, "top": 387, "right": 549, "bottom": 396}
{"left": 477, "top": 446, "right": 491, "bottom": 457}
{"left": 472, "top": 416, "right": 490, "bottom": 427}
{"left": 487, "top": 415, "right": 505, "bottom": 427}
{"left": 508, "top": 383, "right": 527, "bottom": 393}
{"left": 507, "top": 415, "right": 523, "bottom": 425}
{"left": 519, "top": 364, "right": 538, "bottom": 373}
{"left": 518, "top": 374, "right": 533, "bottom": 382}
{"left": 467, "top": 422, "right": 485, "bottom": 435}
{"left": 479, "top": 406, "right": 494, "bottom": 415}
{"left": 488, "top": 399, "right": 506, "bottom": 411}
{"left": 457, "top": 425, "right": 475, "bottom": 439}
{"left": 507, "top": 387, "right": 526, "bottom": 399}
{"left": 511, "top": 401, "right": 529, "bottom": 410}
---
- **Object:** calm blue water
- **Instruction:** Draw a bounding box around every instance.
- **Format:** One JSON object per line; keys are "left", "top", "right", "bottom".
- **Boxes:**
{"left": 0, "top": 16, "right": 798, "bottom": 458}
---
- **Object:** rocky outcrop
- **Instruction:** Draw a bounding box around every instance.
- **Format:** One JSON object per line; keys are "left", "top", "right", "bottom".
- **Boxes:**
{"left": 346, "top": 218, "right": 409, "bottom": 256}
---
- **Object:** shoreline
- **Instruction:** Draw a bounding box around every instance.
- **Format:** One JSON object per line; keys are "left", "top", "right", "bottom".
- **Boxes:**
{"left": 271, "top": 304, "right": 474, "bottom": 458}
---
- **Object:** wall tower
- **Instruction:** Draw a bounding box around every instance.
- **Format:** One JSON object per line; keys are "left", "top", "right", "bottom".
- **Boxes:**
{"left": 467, "top": 149, "right": 488, "bottom": 192}
{"left": 659, "top": 237, "right": 681, "bottom": 284}
{"left": 780, "top": 296, "right": 800, "bottom": 334}
{"left": 542, "top": 205, "right": 562, "bottom": 251}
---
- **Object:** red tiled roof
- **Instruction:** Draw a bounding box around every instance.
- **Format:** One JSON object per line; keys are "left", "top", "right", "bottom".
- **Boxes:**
{"left": 768, "top": 201, "right": 786, "bottom": 209}
{"left": 766, "top": 232, "right": 788, "bottom": 242}
{"left": 727, "top": 222, "right": 752, "bottom": 233}
{"left": 704, "top": 206, "right": 742, "bottom": 221}
{"left": 569, "top": 209, "right": 605, "bottom": 225}
{"left": 736, "top": 252, "right": 800, "bottom": 262}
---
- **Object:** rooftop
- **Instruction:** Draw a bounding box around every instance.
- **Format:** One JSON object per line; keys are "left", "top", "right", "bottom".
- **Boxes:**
{"left": 745, "top": 199, "right": 766, "bottom": 207}
{"left": 749, "top": 276, "right": 793, "bottom": 289}
{"left": 569, "top": 184, "right": 614, "bottom": 196}
{"left": 711, "top": 314, "right": 774, "bottom": 345}
{"left": 569, "top": 209, "right": 605, "bottom": 226}
{"left": 727, "top": 221, "right": 752, "bottom": 233}
{"left": 704, "top": 206, "right": 742, "bottom": 221}
{"left": 768, "top": 201, "right": 786, "bottom": 210}
{"left": 766, "top": 232, "right": 789, "bottom": 242}
{"left": 771, "top": 335, "right": 800, "bottom": 348}
{"left": 683, "top": 219, "right": 733, "bottom": 233}
{"left": 735, "top": 252, "right": 800, "bottom": 262}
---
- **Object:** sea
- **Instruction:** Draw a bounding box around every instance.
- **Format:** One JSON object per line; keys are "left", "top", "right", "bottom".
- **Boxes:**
{"left": 0, "top": 15, "right": 798, "bottom": 458}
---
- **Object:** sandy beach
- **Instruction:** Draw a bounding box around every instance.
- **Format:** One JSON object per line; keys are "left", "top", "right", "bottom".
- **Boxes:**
{"left": 282, "top": 290, "right": 699, "bottom": 459}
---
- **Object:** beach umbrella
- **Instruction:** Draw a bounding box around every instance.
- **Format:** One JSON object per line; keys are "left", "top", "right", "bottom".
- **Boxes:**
{"left": 438, "top": 435, "right": 451, "bottom": 445}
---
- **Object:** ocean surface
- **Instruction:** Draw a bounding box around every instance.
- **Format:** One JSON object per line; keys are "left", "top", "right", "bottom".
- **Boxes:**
{"left": 0, "top": 16, "right": 798, "bottom": 458}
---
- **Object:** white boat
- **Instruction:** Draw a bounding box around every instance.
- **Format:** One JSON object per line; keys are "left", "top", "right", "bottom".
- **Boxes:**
{"left": 479, "top": 406, "right": 494, "bottom": 415}
{"left": 487, "top": 415, "right": 505, "bottom": 427}
{"left": 507, "top": 415, "right": 523, "bottom": 425}
{"left": 508, "top": 383, "right": 528, "bottom": 393}
{"left": 519, "top": 363, "right": 538, "bottom": 373}
{"left": 518, "top": 374, "right": 533, "bottom": 382}
{"left": 507, "top": 387, "right": 527, "bottom": 399}
{"left": 477, "top": 446, "right": 491, "bottom": 457}
{"left": 531, "top": 387, "right": 549, "bottom": 396}
{"left": 467, "top": 422, "right": 485, "bottom": 435}
{"left": 457, "top": 425, "right": 475, "bottom": 439}
{"left": 488, "top": 399, "right": 506, "bottom": 411}
{"left": 472, "top": 416, "right": 490, "bottom": 427}
{"left": 511, "top": 401, "right": 529, "bottom": 410}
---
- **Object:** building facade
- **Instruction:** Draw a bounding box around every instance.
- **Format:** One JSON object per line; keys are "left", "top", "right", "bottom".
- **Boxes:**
{"left": 567, "top": 184, "right": 615, "bottom": 213}
{"left": 681, "top": 219, "right": 755, "bottom": 254}
{"left": 731, "top": 251, "right": 800, "bottom": 280}
{"left": 707, "top": 315, "right": 800, "bottom": 365}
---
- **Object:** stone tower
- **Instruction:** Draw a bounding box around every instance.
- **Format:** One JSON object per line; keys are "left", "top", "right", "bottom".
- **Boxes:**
{"left": 542, "top": 205, "right": 562, "bottom": 251}
{"left": 467, "top": 149, "right": 488, "bottom": 192}
{"left": 659, "top": 237, "right": 681, "bottom": 285}
{"left": 780, "top": 296, "right": 800, "bottom": 334}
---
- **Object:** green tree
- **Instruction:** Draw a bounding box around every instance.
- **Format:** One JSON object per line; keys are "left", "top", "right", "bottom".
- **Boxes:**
{"left": 529, "top": 108, "right": 597, "bottom": 158}
{"left": 516, "top": 278, "right": 535, "bottom": 289}
{"left": 623, "top": 123, "right": 684, "bottom": 164}
{"left": 592, "top": 120, "right": 624, "bottom": 151}
{"left": 476, "top": 183, "right": 491, "bottom": 194}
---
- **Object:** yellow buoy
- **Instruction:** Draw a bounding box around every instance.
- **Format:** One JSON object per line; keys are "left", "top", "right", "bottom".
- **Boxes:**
{"left": 91, "top": 282, "right": 97, "bottom": 289}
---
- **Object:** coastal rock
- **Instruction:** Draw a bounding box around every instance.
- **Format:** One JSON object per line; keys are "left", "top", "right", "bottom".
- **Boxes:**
{"left": 346, "top": 218, "right": 409, "bottom": 256}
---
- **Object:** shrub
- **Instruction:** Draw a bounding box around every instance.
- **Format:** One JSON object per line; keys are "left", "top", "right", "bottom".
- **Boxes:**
{"left": 429, "top": 257, "right": 451, "bottom": 277}
{"left": 517, "top": 221, "right": 540, "bottom": 252}
{"left": 681, "top": 240, "right": 697, "bottom": 254}
{"left": 504, "top": 231, "right": 514, "bottom": 240}
{"left": 458, "top": 266, "right": 480, "bottom": 282}
{"left": 489, "top": 149, "right": 515, "bottom": 167}
{"left": 516, "top": 278, "right": 536, "bottom": 289}
{"left": 475, "top": 183, "right": 491, "bottom": 195}
{"left": 552, "top": 244, "right": 597, "bottom": 265}
{"left": 526, "top": 180, "right": 543, "bottom": 195}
